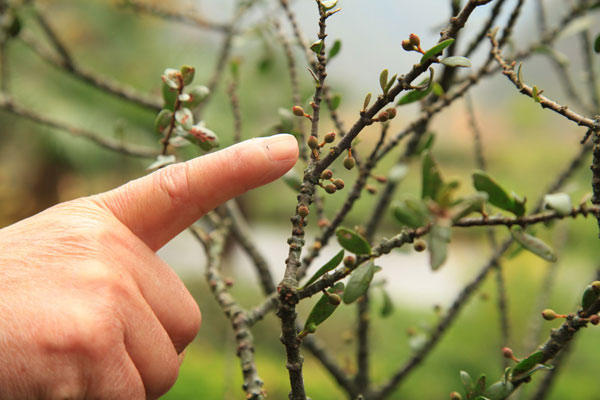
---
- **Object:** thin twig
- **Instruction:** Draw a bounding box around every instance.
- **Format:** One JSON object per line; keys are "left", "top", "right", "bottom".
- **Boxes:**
{"left": 119, "top": 0, "right": 231, "bottom": 32}
{"left": 190, "top": 225, "right": 266, "bottom": 400}
{"left": 226, "top": 200, "right": 276, "bottom": 295}
{"left": 0, "top": 95, "right": 156, "bottom": 158}
{"left": 18, "top": 34, "right": 162, "bottom": 111}
{"left": 490, "top": 33, "right": 600, "bottom": 131}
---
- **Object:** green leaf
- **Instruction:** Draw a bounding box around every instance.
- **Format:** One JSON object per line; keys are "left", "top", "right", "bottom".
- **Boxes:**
{"left": 388, "top": 164, "right": 409, "bottom": 183}
{"left": 429, "top": 221, "right": 451, "bottom": 270}
{"left": 544, "top": 193, "right": 572, "bottom": 216}
{"left": 473, "top": 171, "right": 522, "bottom": 215}
{"left": 513, "top": 351, "right": 545, "bottom": 376}
{"left": 162, "top": 82, "right": 178, "bottom": 110}
{"left": 460, "top": 371, "right": 474, "bottom": 393}
{"left": 421, "top": 150, "right": 443, "bottom": 201}
{"left": 328, "top": 39, "right": 342, "bottom": 59}
{"left": 474, "top": 374, "right": 486, "bottom": 396}
{"left": 397, "top": 87, "right": 432, "bottom": 105}
{"left": 510, "top": 226, "right": 557, "bottom": 262}
{"left": 440, "top": 56, "right": 472, "bottom": 68}
{"left": 484, "top": 381, "right": 514, "bottom": 400}
{"left": 336, "top": 227, "right": 371, "bottom": 255}
{"left": 379, "top": 69, "right": 389, "bottom": 94}
{"left": 380, "top": 288, "right": 394, "bottom": 317}
{"left": 384, "top": 74, "right": 398, "bottom": 96}
{"left": 449, "top": 192, "right": 488, "bottom": 221}
{"left": 162, "top": 68, "right": 180, "bottom": 89}
{"left": 595, "top": 33, "right": 600, "bottom": 54}
{"left": 363, "top": 92, "right": 372, "bottom": 110}
{"left": 580, "top": 282, "right": 600, "bottom": 310}
{"left": 320, "top": 0, "right": 338, "bottom": 10}
{"left": 310, "top": 39, "right": 324, "bottom": 54}
{"left": 517, "top": 62, "right": 523, "bottom": 85}
{"left": 175, "top": 108, "right": 194, "bottom": 130}
{"left": 415, "top": 132, "right": 436, "bottom": 154}
{"left": 421, "top": 38, "right": 455, "bottom": 64}
{"left": 154, "top": 109, "right": 173, "bottom": 135}
{"left": 147, "top": 154, "right": 176, "bottom": 171}
{"left": 392, "top": 196, "right": 429, "bottom": 228}
{"left": 186, "top": 122, "right": 219, "bottom": 151}
{"left": 343, "top": 260, "right": 376, "bottom": 304}
{"left": 513, "top": 362, "right": 553, "bottom": 380}
{"left": 183, "top": 85, "right": 210, "bottom": 108}
{"left": 532, "top": 85, "right": 541, "bottom": 103}
{"left": 303, "top": 250, "right": 345, "bottom": 288}
{"left": 432, "top": 82, "right": 445, "bottom": 96}
{"left": 303, "top": 282, "right": 344, "bottom": 330}
{"left": 330, "top": 93, "right": 342, "bottom": 111}
{"left": 180, "top": 65, "right": 195, "bottom": 86}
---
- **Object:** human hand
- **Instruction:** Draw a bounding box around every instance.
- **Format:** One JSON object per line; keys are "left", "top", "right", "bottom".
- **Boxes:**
{"left": 0, "top": 134, "right": 298, "bottom": 399}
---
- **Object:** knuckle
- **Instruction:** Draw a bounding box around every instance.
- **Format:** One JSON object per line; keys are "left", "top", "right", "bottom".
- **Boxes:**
{"left": 153, "top": 162, "right": 193, "bottom": 206}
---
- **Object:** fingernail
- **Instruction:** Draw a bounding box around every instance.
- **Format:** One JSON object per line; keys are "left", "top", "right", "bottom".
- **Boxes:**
{"left": 261, "top": 134, "right": 299, "bottom": 162}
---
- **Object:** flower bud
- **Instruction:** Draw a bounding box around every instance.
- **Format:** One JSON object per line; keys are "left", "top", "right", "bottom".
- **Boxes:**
{"left": 321, "top": 169, "right": 333, "bottom": 180}
{"left": 308, "top": 136, "right": 319, "bottom": 149}
{"left": 502, "top": 347, "right": 514, "bottom": 360}
{"left": 343, "top": 255, "right": 356, "bottom": 267}
{"left": 333, "top": 178, "right": 345, "bottom": 190}
{"left": 590, "top": 314, "right": 600, "bottom": 325}
{"left": 325, "top": 184, "right": 337, "bottom": 194}
{"left": 541, "top": 309, "right": 558, "bottom": 321}
{"left": 307, "top": 323, "right": 317, "bottom": 333}
{"left": 413, "top": 238, "right": 426, "bottom": 252}
{"left": 292, "top": 105, "right": 305, "bottom": 117}
{"left": 366, "top": 184, "right": 377, "bottom": 194}
{"left": 318, "top": 219, "right": 330, "bottom": 228}
{"left": 297, "top": 205, "right": 309, "bottom": 218}
{"left": 386, "top": 107, "right": 397, "bottom": 120}
{"left": 449, "top": 392, "right": 462, "bottom": 400}
{"left": 402, "top": 39, "right": 414, "bottom": 52}
{"left": 343, "top": 156, "right": 355, "bottom": 170}
{"left": 377, "top": 111, "right": 389, "bottom": 122}
{"left": 324, "top": 132, "right": 336, "bottom": 143}
{"left": 408, "top": 33, "right": 421, "bottom": 47}
{"left": 327, "top": 293, "right": 342, "bottom": 306}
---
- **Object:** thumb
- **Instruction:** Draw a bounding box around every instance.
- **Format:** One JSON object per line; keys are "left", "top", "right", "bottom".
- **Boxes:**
{"left": 94, "top": 134, "right": 298, "bottom": 250}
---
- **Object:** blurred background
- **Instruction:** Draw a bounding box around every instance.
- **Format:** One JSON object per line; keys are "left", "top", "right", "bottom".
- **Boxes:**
{"left": 1, "top": 0, "right": 600, "bottom": 398}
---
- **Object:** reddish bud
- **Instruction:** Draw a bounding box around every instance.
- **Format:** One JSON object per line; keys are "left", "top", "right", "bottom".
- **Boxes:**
{"left": 324, "top": 132, "right": 336, "bottom": 143}
{"left": 292, "top": 105, "right": 305, "bottom": 117}
{"left": 343, "top": 156, "right": 355, "bottom": 170}
{"left": 401, "top": 39, "right": 414, "bottom": 52}
{"left": 333, "top": 178, "right": 345, "bottom": 190}
{"left": 343, "top": 255, "right": 356, "bottom": 267}
{"left": 325, "top": 184, "right": 337, "bottom": 194}
{"left": 590, "top": 314, "right": 600, "bottom": 325}
{"left": 321, "top": 169, "right": 333, "bottom": 180}
{"left": 386, "top": 107, "right": 397, "bottom": 120}
{"left": 308, "top": 136, "right": 319, "bottom": 149}
{"left": 318, "top": 219, "right": 330, "bottom": 228}
{"left": 377, "top": 111, "right": 389, "bottom": 122}
{"left": 408, "top": 33, "right": 421, "bottom": 47}
{"left": 297, "top": 205, "right": 309, "bottom": 218}
{"left": 541, "top": 309, "right": 558, "bottom": 321}
{"left": 449, "top": 392, "right": 463, "bottom": 400}
{"left": 413, "top": 239, "right": 426, "bottom": 252}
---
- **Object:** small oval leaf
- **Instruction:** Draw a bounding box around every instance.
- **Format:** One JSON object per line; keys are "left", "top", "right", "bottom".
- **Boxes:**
{"left": 310, "top": 40, "right": 324, "bottom": 54}
{"left": 473, "top": 171, "right": 516, "bottom": 214}
{"left": 303, "top": 250, "right": 345, "bottom": 288}
{"left": 304, "top": 282, "right": 345, "bottom": 330}
{"left": 440, "top": 56, "right": 472, "bottom": 68}
{"left": 343, "top": 260, "right": 376, "bottom": 304}
{"left": 544, "top": 193, "right": 572, "bottom": 216}
{"left": 336, "top": 227, "right": 371, "bottom": 255}
{"left": 328, "top": 39, "right": 342, "bottom": 59}
{"left": 513, "top": 351, "right": 545, "bottom": 376}
{"left": 154, "top": 109, "right": 173, "bottom": 135}
{"left": 380, "top": 69, "right": 389, "bottom": 93}
{"left": 510, "top": 226, "right": 557, "bottom": 262}
{"left": 422, "top": 151, "right": 443, "bottom": 201}
{"left": 421, "top": 38, "right": 455, "bottom": 64}
{"left": 429, "top": 221, "right": 451, "bottom": 270}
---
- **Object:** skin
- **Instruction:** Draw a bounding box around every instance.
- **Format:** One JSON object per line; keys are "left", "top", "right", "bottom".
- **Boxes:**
{"left": 0, "top": 134, "right": 298, "bottom": 399}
